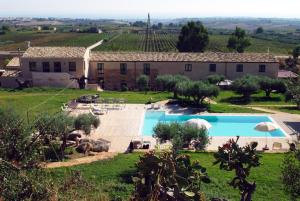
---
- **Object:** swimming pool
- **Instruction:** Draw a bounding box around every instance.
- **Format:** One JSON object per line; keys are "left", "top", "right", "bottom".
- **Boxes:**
{"left": 142, "top": 111, "right": 286, "bottom": 137}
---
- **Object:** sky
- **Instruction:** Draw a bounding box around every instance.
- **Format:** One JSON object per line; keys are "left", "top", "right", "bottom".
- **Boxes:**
{"left": 0, "top": 0, "right": 300, "bottom": 19}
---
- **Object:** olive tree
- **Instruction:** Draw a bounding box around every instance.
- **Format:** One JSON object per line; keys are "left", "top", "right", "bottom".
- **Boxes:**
{"left": 153, "top": 122, "right": 209, "bottom": 151}
{"left": 207, "top": 74, "right": 225, "bottom": 85}
{"left": 35, "top": 113, "right": 100, "bottom": 159}
{"left": 285, "top": 79, "right": 300, "bottom": 109}
{"left": 232, "top": 76, "right": 260, "bottom": 101}
{"left": 175, "top": 80, "right": 193, "bottom": 100}
{"left": 258, "top": 76, "right": 286, "bottom": 98}
{"left": 136, "top": 75, "right": 149, "bottom": 92}
{"left": 155, "top": 75, "right": 189, "bottom": 98}
{"left": 189, "top": 81, "right": 219, "bottom": 105}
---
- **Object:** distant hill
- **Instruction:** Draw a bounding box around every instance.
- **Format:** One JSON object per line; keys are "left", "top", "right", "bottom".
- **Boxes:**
{"left": 170, "top": 17, "right": 300, "bottom": 31}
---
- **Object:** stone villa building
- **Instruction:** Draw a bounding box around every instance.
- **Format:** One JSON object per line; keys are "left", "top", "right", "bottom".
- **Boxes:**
{"left": 0, "top": 45, "right": 279, "bottom": 90}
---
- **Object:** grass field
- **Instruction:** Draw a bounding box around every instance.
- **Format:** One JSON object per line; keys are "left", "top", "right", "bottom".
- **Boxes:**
{"left": 0, "top": 31, "right": 295, "bottom": 55}
{"left": 47, "top": 152, "right": 293, "bottom": 201}
{"left": 0, "top": 88, "right": 265, "bottom": 121}
{"left": 0, "top": 88, "right": 172, "bottom": 119}
{"left": 265, "top": 106, "right": 300, "bottom": 114}
{"left": 215, "top": 90, "right": 294, "bottom": 106}
{"left": 208, "top": 35, "right": 294, "bottom": 55}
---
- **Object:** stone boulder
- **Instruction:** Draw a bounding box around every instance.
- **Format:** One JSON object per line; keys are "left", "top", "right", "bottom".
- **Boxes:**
{"left": 92, "top": 141, "right": 109, "bottom": 152}
{"left": 77, "top": 138, "right": 110, "bottom": 153}
{"left": 80, "top": 138, "right": 95, "bottom": 144}
{"left": 76, "top": 142, "right": 93, "bottom": 154}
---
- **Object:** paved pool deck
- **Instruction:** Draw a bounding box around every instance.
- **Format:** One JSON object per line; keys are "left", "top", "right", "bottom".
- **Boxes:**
{"left": 72, "top": 104, "right": 299, "bottom": 152}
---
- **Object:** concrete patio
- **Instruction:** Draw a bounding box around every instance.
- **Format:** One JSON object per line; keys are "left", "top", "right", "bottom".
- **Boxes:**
{"left": 70, "top": 103, "right": 299, "bottom": 153}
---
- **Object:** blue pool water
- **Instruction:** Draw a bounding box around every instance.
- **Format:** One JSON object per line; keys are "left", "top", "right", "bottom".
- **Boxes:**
{"left": 142, "top": 111, "right": 285, "bottom": 137}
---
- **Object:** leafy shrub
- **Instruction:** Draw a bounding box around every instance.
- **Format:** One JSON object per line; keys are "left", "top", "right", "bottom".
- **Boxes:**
{"left": 42, "top": 142, "right": 62, "bottom": 161}
{"left": 0, "top": 160, "right": 54, "bottom": 201}
{"left": 131, "top": 151, "right": 210, "bottom": 201}
{"left": 0, "top": 108, "right": 42, "bottom": 168}
{"left": 136, "top": 75, "right": 149, "bottom": 92}
{"left": 121, "top": 84, "right": 128, "bottom": 91}
{"left": 153, "top": 122, "right": 210, "bottom": 151}
{"left": 74, "top": 113, "right": 100, "bottom": 134}
{"left": 281, "top": 144, "right": 300, "bottom": 201}
{"left": 285, "top": 79, "right": 300, "bottom": 109}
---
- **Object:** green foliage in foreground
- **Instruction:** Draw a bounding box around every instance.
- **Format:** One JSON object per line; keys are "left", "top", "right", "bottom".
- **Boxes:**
{"left": 281, "top": 146, "right": 300, "bottom": 201}
{"left": 0, "top": 162, "right": 54, "bottom": 201}
{"left": 214, "top": 137, "right": 260, "bottom": 201}
{"left": 46, "top": 152, "right": 292, "bottom": 201}
{"left": 132, "top": 151, "right": 210, "bottom": 201}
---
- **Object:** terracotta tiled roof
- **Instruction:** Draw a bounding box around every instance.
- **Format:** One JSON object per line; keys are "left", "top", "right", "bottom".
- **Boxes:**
{"left": 22, "top": 47, "right": 86, "bottom": 58}
{"left": 90, "top": 52, "right": 277, "bottom": 63}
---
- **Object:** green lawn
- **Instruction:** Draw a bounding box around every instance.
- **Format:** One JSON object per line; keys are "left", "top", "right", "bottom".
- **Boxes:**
{"left": 216, "top": 90, "right": 294, "bottom": 106}
{"left": 0, "top": 88, "right": 172, "bottom": 119}
{"left": 0, "top": 88, "right": 269, "bottom": 119}
{"left": 208, "top": 103, "right": 265, "bottom": 113}
{"left": 47, "top": 152, "right": 293, "bottom": 201}
{"left": 265, "top": 106, "right": 300, "bottom": 114}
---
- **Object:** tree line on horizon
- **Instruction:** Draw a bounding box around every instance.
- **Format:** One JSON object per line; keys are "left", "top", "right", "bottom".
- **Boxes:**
{"left": 176, "top": 21, "right": 300, "bottom": 56}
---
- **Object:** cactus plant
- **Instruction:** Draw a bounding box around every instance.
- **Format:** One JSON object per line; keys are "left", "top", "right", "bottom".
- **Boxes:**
{"left": 213, "top": 137, "right": 260, "bottom": 201}
{"left": 131, "top": 150, "right": 210, "bottom": 201}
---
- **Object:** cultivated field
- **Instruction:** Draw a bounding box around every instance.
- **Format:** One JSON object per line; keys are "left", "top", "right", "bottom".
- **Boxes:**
{"left": 96, "top": 33, "right": 295, "bottom": 54}
{"left": 0, "top": 32, "right": 111, "bottom": 50}
{"left": 0, "top": 31, "right": 295, "bottom": 55}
